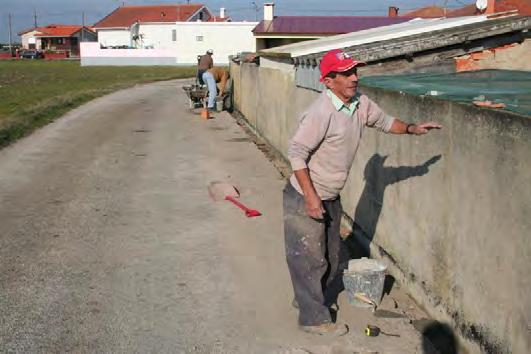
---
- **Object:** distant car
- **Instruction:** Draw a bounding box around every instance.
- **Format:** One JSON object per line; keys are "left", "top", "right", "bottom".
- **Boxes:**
{"left": 20, "top": 49, "right": 43, "bottom": 59}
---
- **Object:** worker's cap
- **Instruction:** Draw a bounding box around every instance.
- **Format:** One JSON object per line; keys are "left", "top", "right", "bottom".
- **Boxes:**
{"left": 319, "top": 49, "right": 365, "bottom": 82}
{"left": 206, "top": 49, "right": 213, "bottom": 54}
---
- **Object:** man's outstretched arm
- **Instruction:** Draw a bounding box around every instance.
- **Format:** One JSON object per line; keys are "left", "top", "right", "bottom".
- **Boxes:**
{"left": 389, "top": 119, "right": 442, "bottom": 135}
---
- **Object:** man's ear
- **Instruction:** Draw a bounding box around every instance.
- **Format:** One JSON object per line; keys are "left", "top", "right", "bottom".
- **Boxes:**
{"left": 323, "top": 77, "right": 334, "bottom": 89}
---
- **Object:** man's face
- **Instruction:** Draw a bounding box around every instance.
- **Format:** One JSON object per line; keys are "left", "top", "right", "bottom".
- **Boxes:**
{"left": 323, "top": 67, "right": 359, "bottom": 103}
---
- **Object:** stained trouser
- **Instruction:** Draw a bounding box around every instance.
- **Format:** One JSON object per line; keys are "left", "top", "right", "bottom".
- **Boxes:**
{"left": 202, "top": 71, "right": 217, "bottom": 109}
{"left": 283, "top": 182, "right": 347, "bottom": 326}
{"left": 197, "top": 69, "right": 205, "bottom": 85}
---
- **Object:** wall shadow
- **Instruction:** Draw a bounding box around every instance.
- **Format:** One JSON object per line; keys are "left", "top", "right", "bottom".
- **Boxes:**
{"left": 353, "top": 153, "right": 442, "bottom": 245}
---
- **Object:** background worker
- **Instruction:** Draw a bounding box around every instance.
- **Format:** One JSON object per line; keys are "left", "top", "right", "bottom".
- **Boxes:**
{"left": 197, "top": 49, "right": 213, "bottom": 85}
{"left": 203, "top": 67, "right": 230, "bottom": 112}
{"left": 284, "top": 49, "right": 442, "bottom": 337}
{"left": 208, "top": 67, "right": 230, "bottom": 97}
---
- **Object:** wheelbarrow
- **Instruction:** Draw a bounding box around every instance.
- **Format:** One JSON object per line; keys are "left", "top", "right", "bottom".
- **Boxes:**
{"left": 182, "top": 84, "right": 209, "bottom": 109}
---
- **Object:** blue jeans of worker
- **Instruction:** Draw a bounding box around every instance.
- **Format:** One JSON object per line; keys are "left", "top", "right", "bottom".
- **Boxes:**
{"left": 202, "top": 71, "right": 217, "bottom": 109}
{"left": 283, "top": 182, "right": 347, "bottom": 326}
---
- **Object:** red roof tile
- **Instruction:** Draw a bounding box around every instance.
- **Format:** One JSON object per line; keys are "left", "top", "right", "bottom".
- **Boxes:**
{"left": 208, "top": 16, "right": 231, "bottom": 22}
{"left": 253, "top": 16, "right": 411, "bottom": 35}
{"left": 31, "top": 25, "right": 95, "bottom": 37}
{"left": 404, "top": 0, "right": 531, "bottom": 18}
{"left": 402, "top": 6, "right": 447, "bottom": 18}
{"left": 94, "top": 4, "right": 206, "bottom": 28}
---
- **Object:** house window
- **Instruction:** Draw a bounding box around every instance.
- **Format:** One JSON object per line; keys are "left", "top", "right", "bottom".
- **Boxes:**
{"left": 198, "top": 12, "right": 204, "bottom": 21}
{"left": 172, "top": 29, "right": 176, "bottom": 42}
{"left": 196, "top": 36, "right": 203, "bottom": 42}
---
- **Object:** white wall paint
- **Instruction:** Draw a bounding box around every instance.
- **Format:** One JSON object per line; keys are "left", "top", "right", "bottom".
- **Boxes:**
{"left": 20, "top": 30, "right": 41, "bottom": 49}
{"left": 174, "top": 22, "right": 257, "bottom": 64}
{"left": 137, "top": 23, "right": 176, "bottom": 49}
{"left": 97, "top": 29, "right": 131, "bottom": 47}
{"left": 91, "top": 22, "right": 257, "bottom": 65}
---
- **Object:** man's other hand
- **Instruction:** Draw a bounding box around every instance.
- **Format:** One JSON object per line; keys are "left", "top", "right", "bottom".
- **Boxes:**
{"left": 304, "top": 192, "right": 326, "bottom": 220}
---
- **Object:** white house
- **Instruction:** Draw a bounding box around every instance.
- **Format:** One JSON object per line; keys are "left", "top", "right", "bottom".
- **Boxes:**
{"left": 18, "top": 28, "right": 42, "bottom": 50}
{"left": 84, "top": 4, "right": 257, "bottom": 65}
{"left": 93, "top": 4, "right": 214, "bottom": 47}
{"left": 132, "top": 21, "right": 257, "bottom": 64}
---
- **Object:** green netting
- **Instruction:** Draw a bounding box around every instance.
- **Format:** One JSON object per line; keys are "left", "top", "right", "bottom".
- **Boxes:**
{"left": 360, "top": 70, "right": 531, "bottom": 116}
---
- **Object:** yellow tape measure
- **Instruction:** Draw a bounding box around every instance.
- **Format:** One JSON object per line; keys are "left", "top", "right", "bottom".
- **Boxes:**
{"left": 365, "top": 325, "right": 381, "bottom": 337}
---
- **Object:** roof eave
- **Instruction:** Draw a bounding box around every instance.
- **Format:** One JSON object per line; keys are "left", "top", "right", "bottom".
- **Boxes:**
{"left": 93, "top": 26, "right": 130, "bottom": 30}
{"left": 293, "top": 15, "right": 530, "bottom": 63}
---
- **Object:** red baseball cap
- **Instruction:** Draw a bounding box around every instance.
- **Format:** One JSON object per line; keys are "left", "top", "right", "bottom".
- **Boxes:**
{"left": 319, "top": 49, "right": 365, "bottom": 82}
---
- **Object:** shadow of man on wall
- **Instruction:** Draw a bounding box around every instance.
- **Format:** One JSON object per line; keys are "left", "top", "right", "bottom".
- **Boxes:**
{"left": 328, "top": 153, "right": 441, "bottom": 307}
{"left": 353, "top": 153, "right": 442, "bottom": 245}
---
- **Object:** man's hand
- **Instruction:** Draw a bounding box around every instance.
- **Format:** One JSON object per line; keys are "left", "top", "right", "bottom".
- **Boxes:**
{"left": 304, "top": 191, "right": 326, "bottom": 220}
{"left": 410, "top": 122, "right": 442, "bottom": 135}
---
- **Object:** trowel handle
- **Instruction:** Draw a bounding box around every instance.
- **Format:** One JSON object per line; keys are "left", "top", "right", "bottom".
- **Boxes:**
{"left": 225, "top": 196, "right": 262, "bottom": 217}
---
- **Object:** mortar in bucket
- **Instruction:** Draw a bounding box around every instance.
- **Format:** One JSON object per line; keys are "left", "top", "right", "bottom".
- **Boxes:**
{"left": 343, "top": 257, "right": 387, "bottom": 308}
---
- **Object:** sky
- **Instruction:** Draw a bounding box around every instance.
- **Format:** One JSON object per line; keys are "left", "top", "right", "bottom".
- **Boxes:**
{"left": 0, "top": 0, "right": 474, "bottom": 43}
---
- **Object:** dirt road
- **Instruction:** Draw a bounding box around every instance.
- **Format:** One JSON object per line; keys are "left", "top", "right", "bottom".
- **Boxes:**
{"left": 0, "top": 80, "right": 428, "bottom": 353}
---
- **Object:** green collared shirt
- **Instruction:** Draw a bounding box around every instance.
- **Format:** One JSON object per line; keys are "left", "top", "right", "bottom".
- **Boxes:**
{"left": 326, "top": 89, "right": 359, "bottom": 117}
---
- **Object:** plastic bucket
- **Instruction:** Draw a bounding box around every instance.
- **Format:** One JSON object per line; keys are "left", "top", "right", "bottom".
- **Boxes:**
{"left": 343, "top": 258, "right": 387, "bottom": 308}
{"left": 216, "top": 99, "right": 223, "bottom": 112}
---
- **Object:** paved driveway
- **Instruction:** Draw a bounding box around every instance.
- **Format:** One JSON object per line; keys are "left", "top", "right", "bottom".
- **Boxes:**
{"left": 0, "top": 80, "right": 428, "bottom": 353}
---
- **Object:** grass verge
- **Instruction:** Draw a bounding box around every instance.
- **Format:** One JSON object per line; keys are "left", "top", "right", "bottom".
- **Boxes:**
{"left": 0, "top": 60, "right": 195, "bottom": 148}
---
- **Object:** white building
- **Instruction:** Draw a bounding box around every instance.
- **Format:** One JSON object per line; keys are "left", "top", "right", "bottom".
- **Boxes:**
{"left": 86, "top": 3, "right": 256, "bottom": 65}
{"left": 132, "top": 21, "right": 257, "bottom": 64}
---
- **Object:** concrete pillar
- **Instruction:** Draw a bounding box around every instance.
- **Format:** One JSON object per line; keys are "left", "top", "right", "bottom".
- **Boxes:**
{"left": 220, "top": 7, "right": 225, "bottom": 19}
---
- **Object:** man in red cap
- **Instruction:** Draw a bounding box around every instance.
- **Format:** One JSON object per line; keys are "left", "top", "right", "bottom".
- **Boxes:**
{"left": 284, "top": 49, "right": 441, "bottom": 336}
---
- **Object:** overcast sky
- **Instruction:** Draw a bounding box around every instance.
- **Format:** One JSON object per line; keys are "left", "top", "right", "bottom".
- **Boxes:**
{"left": 0, "top": 0, "right": 474, "bottom": 43}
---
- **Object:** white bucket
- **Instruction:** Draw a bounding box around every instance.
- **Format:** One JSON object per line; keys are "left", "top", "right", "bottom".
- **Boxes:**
{"left": 343, "top": 258, "right": 387, "bottom": 308}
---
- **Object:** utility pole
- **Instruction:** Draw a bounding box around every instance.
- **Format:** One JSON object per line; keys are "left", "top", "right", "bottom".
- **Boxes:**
{"left": 81, "top": 12, "right": 85, "bottom": 42}
{"left": 8, "top": 13, "right": 13, "bottom": 51}
{"left": 251, "top": 2, "right": 259, "bottom": 21}
{"left": 34, "top": 8, "right": 38, "bottom": 27}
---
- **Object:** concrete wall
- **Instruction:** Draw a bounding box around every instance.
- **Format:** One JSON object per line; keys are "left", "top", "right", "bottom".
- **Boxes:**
{"left": 231, "top": 61, "right": 531, "bottom": 354}
{"left": 97, "top": 29, "right": 131, "bottom": 47}
{"left": 456, "top": 38, "right": 531, "bottom": 72}
{"left": 174, "top": 22, "right": 257, "bottom": 64}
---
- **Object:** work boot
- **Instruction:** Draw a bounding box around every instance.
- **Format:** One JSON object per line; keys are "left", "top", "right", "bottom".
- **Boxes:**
{"left": 299, "top": 322, "right": 349, "bottom": 337}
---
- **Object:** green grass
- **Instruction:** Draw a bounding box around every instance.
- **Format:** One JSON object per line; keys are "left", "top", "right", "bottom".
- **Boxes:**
{"left": 0, "top": 60, "right": 195, "bottom": 148}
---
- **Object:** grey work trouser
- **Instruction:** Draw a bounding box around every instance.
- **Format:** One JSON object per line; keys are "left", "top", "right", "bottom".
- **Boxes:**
{"left": 283, "top": 182, "right": 346, "bottom": 326}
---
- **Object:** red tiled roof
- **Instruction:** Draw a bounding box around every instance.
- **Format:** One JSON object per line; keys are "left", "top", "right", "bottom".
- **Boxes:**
{"left": 402, "top": 6, "right": 447, "bottom": 18}
{"left": 448, "top": 0, "right": 531, "bottom": 16}
{"left": 253, "top": 16, "right": 411, "bottom": 35}
{"left": 94, "top": 4, "right": 206, "bottom": 28}
{"left": 34, "top": 25, "right": 92, "bottom": 37}
{"left": 404, "top": 0, "right": 531, "bottom": 18}
{"left": 17, "top": 27, "right": 40, "bottom": 36}
{"left": 208, "top": 16, "right": 231, "bottom": 22}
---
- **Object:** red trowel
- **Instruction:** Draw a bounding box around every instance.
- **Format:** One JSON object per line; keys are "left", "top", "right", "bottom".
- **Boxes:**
{"left": 208, "top": 182, "right": 262, "bottom": 218}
